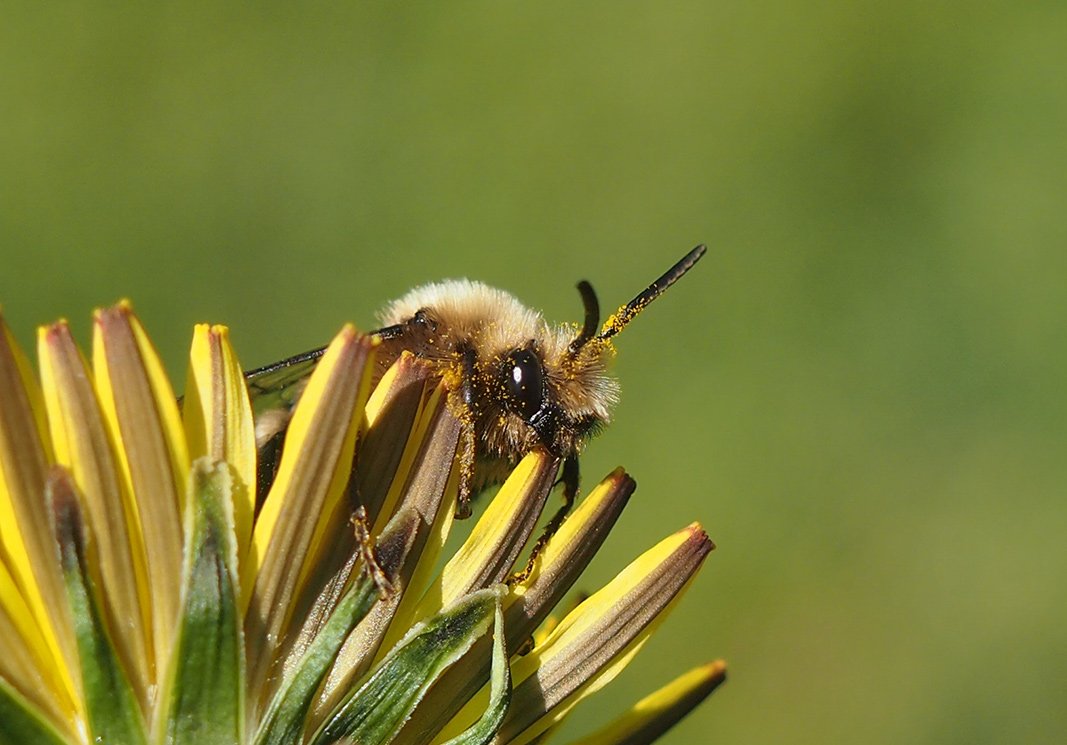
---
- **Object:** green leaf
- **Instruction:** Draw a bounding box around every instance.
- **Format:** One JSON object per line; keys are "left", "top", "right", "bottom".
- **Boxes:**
{"left": 310, "top": 586, "right": 506, "bottom": 745}
{"left": 437, "top": 599, "right": 511, "bottom": 745}
{"left": 254, "top": 577, "right": 378, "bottom": 745}
{"left": 153, "top": 459, "right": 243, "bottom": 745}
{"left": 49, "top": 468, "right": 148, "bottom": 745}
{"left": 255, "top": 509, "right": 421, "bottom": 745}
{"left": 0, "top": 679, "right": 70, "bottom": 745}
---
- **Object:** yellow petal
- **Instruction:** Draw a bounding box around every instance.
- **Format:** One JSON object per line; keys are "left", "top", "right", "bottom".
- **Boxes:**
{"left": 508, "top": 468, "right": 635, "bottom": 641}
{"left": 423, "top": 449, "right": 558, "bottom": 615}
{"left": 38, "top": 321, "right": 152, "bottom": 701}
{"left": 569, "top": 660, "right": 726, "bottom": 745}
{"left": 244, "top": 325, "right": 376, "bottom": 707}
{"left": 363, "top": 354, "right": 449, "bottom": 532}
{"left": 438, "top": 524, "right": 713, "bottom": 744}
{"left": 398, "top": 469, "right": 634, "bottom": 744}
{"left": 311, "top": 378, "right": 462, "bottom": 730}
{"left": 0, "top": 312, "right": 79, "bottom": 717}
{"left": 183, "top": 324, "right": 256, "bottom": 565}
{"left": 92, "top": 301, "right": 188, "bottom": 672}
{"left": 510, "top": 525, "right": 713, "bottom": 744}
{"left": 368, "top": 382, "right": 462, "bottom": 661}
{"left": 283, "top": 353, "right": 436, "bottom": 643}
{"left": 0, "top": 559, "right": 70, "bottom": 736}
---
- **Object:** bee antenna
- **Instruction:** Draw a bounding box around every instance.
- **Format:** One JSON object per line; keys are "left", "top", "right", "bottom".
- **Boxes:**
{"left": 568, "top": 280, "right": 600, "bottom": 353}
{"left": 598, "top": 244, "right": 707, "bottom": 340}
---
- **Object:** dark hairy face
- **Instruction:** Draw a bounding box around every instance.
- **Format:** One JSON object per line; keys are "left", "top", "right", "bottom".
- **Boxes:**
{"left": 496, "top": 345, "right": 600, "bottom": 456}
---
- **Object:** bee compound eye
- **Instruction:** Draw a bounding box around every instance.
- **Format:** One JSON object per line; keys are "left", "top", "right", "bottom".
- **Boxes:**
{"left": 504, "top": 349, "right": 545, "bottom": 421}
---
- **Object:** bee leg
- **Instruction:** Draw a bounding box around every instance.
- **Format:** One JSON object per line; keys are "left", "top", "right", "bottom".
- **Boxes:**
{"left": 542, "top": 451, "right": 580, "bottom": 538}
{"left": 454, "top": 346, "right": 478, "bottom": 519}
{"left": 558, "top": 452, "right": 580, "bottom": 504}
{"left": 455, "top": 422, "right": 476, "bottom": 519}
{"left": 509, "top": 453, "right": 579, "bottom": 585}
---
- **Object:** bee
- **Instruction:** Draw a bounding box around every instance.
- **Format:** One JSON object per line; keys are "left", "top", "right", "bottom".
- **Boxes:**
{"left": 246, "top": 244, "right": 706, "bottom": 520}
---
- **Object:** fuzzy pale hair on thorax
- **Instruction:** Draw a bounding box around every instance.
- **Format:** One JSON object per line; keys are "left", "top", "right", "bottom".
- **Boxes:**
{"left": 379, "top": 280, "right": 546, "bottom": 356}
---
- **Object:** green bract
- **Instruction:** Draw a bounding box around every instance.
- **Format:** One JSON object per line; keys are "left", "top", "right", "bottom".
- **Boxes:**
{"left": 0, "top": 303, "right": 724, "bottom": 745}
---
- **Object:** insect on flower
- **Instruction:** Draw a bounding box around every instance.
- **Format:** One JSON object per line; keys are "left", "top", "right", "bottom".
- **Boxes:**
{"left": 246, "top": 244, "right": 706, "bottom": 521}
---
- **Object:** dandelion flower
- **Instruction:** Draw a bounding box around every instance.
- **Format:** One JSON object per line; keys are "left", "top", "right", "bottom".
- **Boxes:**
{"left": 0, "top": 301, "right": 723, "bottom": 745}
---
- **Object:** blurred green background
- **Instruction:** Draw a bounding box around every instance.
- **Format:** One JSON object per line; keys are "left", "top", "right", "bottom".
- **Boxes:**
{"left": 2, "top": 3, "right": 1065, "bottom": 743}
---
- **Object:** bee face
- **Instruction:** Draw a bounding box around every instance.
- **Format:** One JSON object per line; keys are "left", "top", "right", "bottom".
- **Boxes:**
{"left": 493, "top": 340, "right": 613, "bottom": 456}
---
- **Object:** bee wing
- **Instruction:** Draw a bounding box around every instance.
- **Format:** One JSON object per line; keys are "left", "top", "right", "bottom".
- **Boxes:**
{"left": 245, "top": 346, "right": 327, "bottom": 420}
{"left": 242, "top": 346, "right": 326, "bottom": 510}
{"left": 242, "top": 324, "right": 399, "bottom": 510}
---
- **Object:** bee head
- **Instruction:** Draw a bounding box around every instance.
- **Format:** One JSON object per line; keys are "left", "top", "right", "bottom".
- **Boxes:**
{"left": 494, "top": 332, "right": 615, "bottom": 457}
{"left": 493, "top": 245, "right": 707, "bottom": 456}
